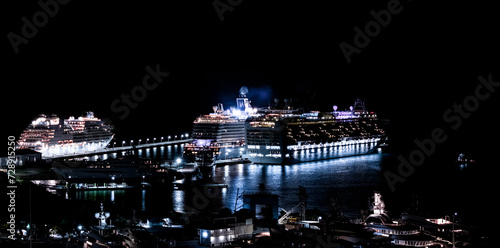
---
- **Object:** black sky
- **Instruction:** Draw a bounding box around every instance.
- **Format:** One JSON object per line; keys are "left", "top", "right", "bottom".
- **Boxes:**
{"left": 3, "top": 0, "right": 500, "bottom": 160}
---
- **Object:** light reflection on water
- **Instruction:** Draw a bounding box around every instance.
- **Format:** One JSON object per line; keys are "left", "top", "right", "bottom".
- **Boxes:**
{"left": 73, "top": 190, "right": 127, "bottom": 202}
{"left": 213, "top": 153, "right": 385, "bottom": 217}
{"left": 43, "top": 146, "right": 386, "bottom": 218}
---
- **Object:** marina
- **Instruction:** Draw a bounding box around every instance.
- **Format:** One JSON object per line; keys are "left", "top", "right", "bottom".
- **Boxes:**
{"left": 1, "top": 87, "right": 491, "bottom": 247}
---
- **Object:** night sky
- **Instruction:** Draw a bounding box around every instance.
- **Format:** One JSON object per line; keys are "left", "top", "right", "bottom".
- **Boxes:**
{"left": 3, "top": 0, "right": 500, "bottom": 161}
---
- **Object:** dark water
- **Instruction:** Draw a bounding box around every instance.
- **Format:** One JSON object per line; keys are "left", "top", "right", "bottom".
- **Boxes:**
{"left": 58, "top": 147, "right": 389, "bottom": 219}
{"left": 212, "top": 153, "right": 387, "bottom": 217}
{"left": 33, "top": 143, "right": 492, "bottom": 230}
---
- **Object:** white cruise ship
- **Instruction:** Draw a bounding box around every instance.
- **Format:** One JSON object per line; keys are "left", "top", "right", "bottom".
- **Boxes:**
{"left": 17, "top": 112, "right": 114, "bottom": 158}
{"left": 246, "top": 99, "right": 386, "bottom": 164}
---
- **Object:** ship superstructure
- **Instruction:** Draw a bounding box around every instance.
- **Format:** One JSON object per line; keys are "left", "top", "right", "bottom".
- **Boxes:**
{"left": 246, "top": 99, "right": 385, "bottom": 164}
{"left": 17, "top": 112, "right": 114, "bottom": 158}
{"left": 184, "top": 87, "right": 257, "bottom": 163}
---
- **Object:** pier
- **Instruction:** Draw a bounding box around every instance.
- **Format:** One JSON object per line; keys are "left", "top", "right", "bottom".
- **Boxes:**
{"left": 44, "top": 139, "right": 192, "bottom": 159}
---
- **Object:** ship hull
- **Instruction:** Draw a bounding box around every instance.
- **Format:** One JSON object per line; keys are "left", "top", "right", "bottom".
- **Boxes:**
{"left": 248, "top": 138, "right": 381, "bottom": 165}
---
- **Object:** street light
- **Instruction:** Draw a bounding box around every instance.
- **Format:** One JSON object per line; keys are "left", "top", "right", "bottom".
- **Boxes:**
{"left": 131, "top": 140, "right": 134, "bottom": 146}
{"left": 139, "top": 139, "right": 142, "bottom": 145}
{"left": 168, "top": 136, "right": 171, "bottom": 141}
{"left": 122, "top": 141, "right": 125, "bottom": 147}
{"left": 185, "top": 133, "right": 189, "bottom": 138}
{"left": 452, "top": 212, "right": 457, "bottom": 248}
{"left": 113, "top": 142, "right": 116, "bottom": 148}
{"left": 146, "top": 138, "right": 149, "bottom": 144}
{"left": 161, "top": 137, "right": 164, "bottom": 142}
{"left": 153, "top": 138, "right": 156, "bottom": 143}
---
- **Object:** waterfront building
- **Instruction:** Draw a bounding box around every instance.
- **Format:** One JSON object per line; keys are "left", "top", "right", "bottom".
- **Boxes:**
{"left": 365, "top": 192, "right": 456, "bottom": 247}
{"left": 0, "top": 149, "right": 41, "bottom": 167}
{"left": 199, "top": 218, "right": 253, "bottom": 247}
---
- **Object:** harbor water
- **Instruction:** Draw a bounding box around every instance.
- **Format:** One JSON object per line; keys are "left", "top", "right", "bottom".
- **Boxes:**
{"left": 32, "top": 143, "right": 491, "bottom": 228}
{"left": 42, "top": 145, "right": 389, "bottom": 219}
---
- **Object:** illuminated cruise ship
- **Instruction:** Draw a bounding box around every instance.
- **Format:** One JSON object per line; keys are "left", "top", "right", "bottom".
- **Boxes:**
{"left": 246, "top": 99, "right": 386, "bottom": 164}
{"left": 184, "top": 87, "right": 258, "bottom": 163}
{"left": 17, "top": 112, "right": 114, "bottom": 158}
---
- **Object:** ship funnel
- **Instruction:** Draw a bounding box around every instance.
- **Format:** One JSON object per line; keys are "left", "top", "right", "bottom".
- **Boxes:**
{"left": 217, "top": 103, "right": 224, "bottom": 113}
{"left": 236, "top": 86, "right": 251, "bottom": 111}
{"left": 353, "top": 98, "right": 366, "bottom": 112}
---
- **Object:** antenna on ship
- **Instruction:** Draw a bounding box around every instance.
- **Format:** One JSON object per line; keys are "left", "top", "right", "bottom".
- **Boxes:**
{"left": 239, "top": 86, "right": 248, "bottom": 97}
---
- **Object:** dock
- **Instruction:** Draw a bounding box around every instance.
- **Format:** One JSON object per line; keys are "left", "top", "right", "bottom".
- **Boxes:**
{"left": 43, "top": 139, "right": 192, "bottom": 159}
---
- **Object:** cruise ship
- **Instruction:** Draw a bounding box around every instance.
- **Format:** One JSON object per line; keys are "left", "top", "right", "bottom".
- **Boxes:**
{"left": 246, "top": 99, "right": 386, "bottom": 164}
{"left": 184, "top": 87, "right": 257, "bottom": 163}
{"left": 17, "top": 112, "right": 114, "bottom": 158}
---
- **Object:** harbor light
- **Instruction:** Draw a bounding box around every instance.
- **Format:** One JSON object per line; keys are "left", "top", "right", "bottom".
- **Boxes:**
{"left": 176, "top": 158, "right": 182, "bottom": 164}
{"left": 78, "top": 225, "right": 83, "bottom": 231}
